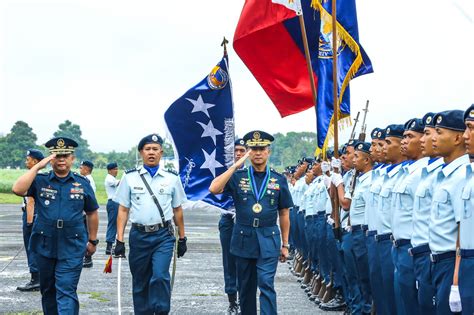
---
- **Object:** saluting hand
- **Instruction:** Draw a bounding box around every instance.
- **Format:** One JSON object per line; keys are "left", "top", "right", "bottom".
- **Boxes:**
{"left": 35, "top": 154, "right": 56, "bottom": 170}
{"left": 234, "top": 150, "right": 251, "bottom": 169}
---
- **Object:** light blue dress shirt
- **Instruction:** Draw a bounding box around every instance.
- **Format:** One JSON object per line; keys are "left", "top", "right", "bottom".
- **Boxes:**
{"left": 411, "top": 158, "right": 444, "bottom": 247}
{"left": 302, "top": 180, "right": 317, "bottom": 216}
{"left": 347, "top": 170, "right": 372, "bottom": 226}
{"left": 429, "top": 154, "right": 470, "bottom": 254}
{"left": 367, "top": 164, "right": 389, "bottom": 232}
{"left": 376, "top": 163, "right": 403, "bottom": 234}
{"left": 460, "top": 162, "right": 474, "bottom": 249}
{"left": 313, "top": 175, "right": 330, "bottom": 213}
{"left": 293, "top": 177, "right": 307, "bottom": 209}
{"left": 114, "top": 166, "right": 187, "bottom": 225}
{"left": 391, "top": 157, "right": 429, "bottom": 240}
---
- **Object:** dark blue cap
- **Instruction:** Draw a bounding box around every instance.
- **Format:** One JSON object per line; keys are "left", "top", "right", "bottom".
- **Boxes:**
{"left": 354, "top": 141, "right": 371, "bottom": 154}
{"left": 433, "top": 110, "right": 465, "bottom": 132}
{"left": 45, "top": 137, "right": 78, "bottom": 154}
{"left": 81, "top": 160, "right": 94, "bottom": 169}
{"left": 422, "top": 112, "right": 436, "bottom": 128}
{"left": 234, "top": 138, "right": 246, "bottom": 147}
{"left": 371, "top": 128, "right": 380, "bottom": 140}
{"left": 107, "top": 162, "right": 118, "bottom": 170}
{"left": 464, "top": 104, "right": 474, "bottom": 122}
{"left": 26, "top": 149, "right": 44, "bottom": 161}
{"left": 341, "top": 144, "right": 348, "bottom": 154}
{"left": 378, "top": 128, "right": 386, "bottom": 140}
{"left": 347, "top": 139, "right": 357, "bottom": 147}
{"left": 385, "top": 124, "right": 405, "bottom": 139}
{"left": 243, "top": 130, "right": 274, "bottom": 147}
{"left": 304, "top": 157, "right": 314, "bottom": 164}
{"left": 138, "top": 134, "right": 164, "bottom": 151}
{"left": 404, "top": 118, "right": 425, "bottom": 133}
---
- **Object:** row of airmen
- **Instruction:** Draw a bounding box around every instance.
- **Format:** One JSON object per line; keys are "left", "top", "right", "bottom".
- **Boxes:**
{"left": 285, "top": 105, "right": 474, "bottom": 315}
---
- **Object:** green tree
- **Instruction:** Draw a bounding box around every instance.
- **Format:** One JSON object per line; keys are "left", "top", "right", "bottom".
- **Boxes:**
{"left": 269, "top": 131, "right": 317, "bottom": 171}
{"left": 0, "top": 121, "right": 41, "bottom": 168}
{"left": 53, "top": 120, "right": 92, "bottom": 162}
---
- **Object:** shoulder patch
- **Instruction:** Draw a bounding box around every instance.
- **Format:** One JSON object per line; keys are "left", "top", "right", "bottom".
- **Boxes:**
{"left": 73, "top": 172, "right": 87, "bottom": 180}
{"left": 270, "top": 168, "right": 282, "bottom": 176}
{"left": 165, "top": 169, "right": 178, "bottom": 176}
{"left": 125, "top": 168, "right": 137, "bottom": 174}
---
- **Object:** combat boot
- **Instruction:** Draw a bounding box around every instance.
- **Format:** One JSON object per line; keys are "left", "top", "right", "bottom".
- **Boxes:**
{"left": 105, "top": 242, "right": 113, "bottom": 255}
{"left": 83, "top": 255, "right": 93, "bottom": 268}
{"left": 227, "top": 293, "right": 240, "bottom": 315}
{"left": 322, "top": 279, "right": 334, "bottom": 303}
{"left": 319, "top": 289, "right": 346, "bottom": 311}
{"left": 17, "top": 272, "right": 40, "bottom": 292}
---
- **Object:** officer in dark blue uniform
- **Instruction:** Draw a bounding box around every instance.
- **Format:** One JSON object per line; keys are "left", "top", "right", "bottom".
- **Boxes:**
{"left": 17, "top": 149, "right": 44, "bottom": 292}
{"left": 12, "top": 137, "right": 99, "bottom": 315}
{"left": 210, "top": 130, "right": 293, "bottom": 315}
{"left": 219, "top": 138, "right": 246, "bottom": 314}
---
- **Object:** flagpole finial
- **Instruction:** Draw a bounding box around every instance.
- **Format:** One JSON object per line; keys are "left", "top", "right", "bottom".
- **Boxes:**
{"left": 221, "top": 36, "right": 229, "bottom": 55}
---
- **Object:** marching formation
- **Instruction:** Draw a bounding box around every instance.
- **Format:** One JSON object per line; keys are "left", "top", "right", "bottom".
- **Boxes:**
{"left": 284, "top": 104, "right": 474, "bottom": 315}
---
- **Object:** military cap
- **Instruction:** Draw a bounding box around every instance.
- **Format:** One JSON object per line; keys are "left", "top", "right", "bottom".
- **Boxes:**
{"left": 341, "top": 144, "right": 348, "bottom": 154}
{"left": 234, "top": 138, "right": 246, "bottom": 147}
{"left": 464, "top": 104, "right": 474, "bottom": 122}
{"left": 303, "top": 157, "right": 314, "bottom": 164}
{"left": 378, "top": 128, "right": 386, "bottom": 140}
{"left": 243, "top": 130, "right": 274, "bottom": 148}
{"left": 81, "top": 160, "right": 94, "bottom": 169}
{"left": 45, "top": 137, "right": 78, "bottom": 155}
{"left": 433, "top": 110, "right": 465, "bottom": 132}
{"left": 347, "top": 139, "right": 357, "bottom": 147}
{"left": 385, "top": 124, "right": 405, "bottom": 139}
{"left": 354, "top": 141, "right": 371, "bottom": 154}
{"left": 371, "top": 128, "right": 381, "bottom": 140}
{"left": 404, "top": 118, "right": 425, "bottom": 133}
{"left": 26, "top": 149, "right": 44, "bottom": 161}
{"left": 107, "top": 162, "right": 118, "bottom": 170}
{"left": 422, "top": 112, "right": 436, "bottom": 128}
{"left": 138, "top": 134, "right": 164, "bottom": 151}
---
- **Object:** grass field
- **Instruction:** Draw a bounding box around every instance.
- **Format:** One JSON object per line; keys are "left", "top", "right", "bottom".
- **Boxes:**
{"left": 0, "top": 168, "right": 123, "bottom": 205}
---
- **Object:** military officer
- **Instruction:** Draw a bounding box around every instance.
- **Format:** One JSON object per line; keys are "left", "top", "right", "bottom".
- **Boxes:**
{"left": 12, "top": 137, "right": 99, "bottom": 315}
{"left": 218, "top": 138, "right": 247, "bottom": 314}
{"left": 429, "top": 110, "right": 469, "bottom": 314}
{"left": 80, "top": 160, "right": 96, "bottom": 268}
{"left": 209, "top": 130, "right": 293, "bottom": 315}
{"left": 17, "top": 149, "right": 44, "bottom": 292}
{"left": 457, "top": 104, "right": 474, "bottom": 313}
{"left": 391, "top": 118, "right": 428, "bottom": 314}
{"left": 114, "top": 134, "right": 187, "bottom": 315}
{"left": 104, "top": 162, "right": 120, "bottom": 255}
{"left": 411, "top": 112, "right": 443, "bottom": 315}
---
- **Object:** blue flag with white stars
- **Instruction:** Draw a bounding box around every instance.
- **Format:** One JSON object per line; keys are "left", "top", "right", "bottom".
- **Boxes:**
{"left": 165, "top": 54, "right": 234, "bottom": 209}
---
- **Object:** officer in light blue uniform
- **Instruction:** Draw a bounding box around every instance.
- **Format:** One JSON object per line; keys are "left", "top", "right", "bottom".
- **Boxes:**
{"left": 411, "top": 112, "right": 443, "bottom": 315}
{"left": 375, "top": 124, "right": 407, "bottom": 315}
{"left": 17, "top": 149, "right": 44, "bottom": 292}
{"left": 301, "top": 161, "right": 318, "bottom": 278}
{"left": 210, "top": 130, "right": 293, "bottom": 315}
{"left": 294, "top": 158, "right": 311, "bottom": 266}
{"left": 428, "top": 110, "right": 469, "bottom": 315}
{"left": 391, "top": 118, "right": 428, "bottom": 314}
{"left": 104, "top": 162, "right": 120, "bottom": 255}
{"left": 458, "top": 104, "right": 474, "bottom": 314}
{"left": 12, "top": 137, "right": 99, "bottom": 315}
{"left": 114, "top": 134, "right": 188, "bottom": 315}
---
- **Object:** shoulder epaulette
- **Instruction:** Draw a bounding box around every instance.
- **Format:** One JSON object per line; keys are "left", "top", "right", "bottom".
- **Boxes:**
{"left": 73, "top": 172, "right": 88, "bottom": 181}
{"left": 165, "top": 169, "right": 178, "bottom": 176}
{"left": 270, "top": 168, "right": 282, "bottom": 176}
{"left": 125, "top": 168, "right": 137, "bottom": 174}
{"left": 235, "top": 167, "right": 247, "bottom": 173}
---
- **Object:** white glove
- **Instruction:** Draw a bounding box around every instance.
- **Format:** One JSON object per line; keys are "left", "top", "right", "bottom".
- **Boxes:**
{"left": 449, "top": 285, "right": 462, "bottom": 312}
{"left": 326, "top": 216, "right": 335, "bottom": 225}
{"left": 331, "top": 158, "right": 342, "bottom": 170}
{"left": 344, "top": 226, "right": 352, "bottom": 232}
{"left": 323, "top": 175, "right": 332, "bottom": 189}
{"left": 321, "top": 161, "right": 330, "bottom": 173}
{"left": 332, "top": 173, "right": 343, "bottom": 187}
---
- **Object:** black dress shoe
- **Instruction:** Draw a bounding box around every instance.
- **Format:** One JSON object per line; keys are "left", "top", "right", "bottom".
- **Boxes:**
{"left": 105, "top": 242, "right": 113, "bottom": 255}
{"left": 17, "top": 273, "right": 40, "bottom": 292}
{"left": 227, "top": 302, "right": 240, "bottom": 315}
{"left": 83, "top": 256, "right": 93, "bottom": 268}
{"left": 319, "top": 293, "right": 347, "bottom": 312}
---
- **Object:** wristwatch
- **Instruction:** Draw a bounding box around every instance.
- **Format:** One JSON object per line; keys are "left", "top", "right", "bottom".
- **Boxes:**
{"left": 89, "top": 239, "right": 99, "bottom": 246}
{"left": 282, "top": 244, "right": 290, "bottom": 250}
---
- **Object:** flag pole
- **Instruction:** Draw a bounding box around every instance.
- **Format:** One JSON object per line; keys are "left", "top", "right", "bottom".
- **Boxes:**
{"left": 298, "top": 14, "right": 317, "bottom": 105}
{"left": 331, "top": 0, "right": 339, "bottom": 158}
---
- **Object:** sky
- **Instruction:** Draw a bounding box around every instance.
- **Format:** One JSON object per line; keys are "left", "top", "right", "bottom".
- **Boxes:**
{"left": 0, "top": 0, "right": 473, "bottom": 152}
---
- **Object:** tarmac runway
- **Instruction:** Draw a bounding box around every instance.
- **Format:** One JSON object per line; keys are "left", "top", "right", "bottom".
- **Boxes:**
{"left": 0, "top": 203, "right": 332, "bottom": 314}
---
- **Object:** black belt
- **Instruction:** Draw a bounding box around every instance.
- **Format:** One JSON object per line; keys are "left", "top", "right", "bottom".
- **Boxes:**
{"left": 391, "top": 236, "right": 411, "bottom": 248}
{"left": 38, "top": 218, "right": 84, "bottom": 229}
{"left": 460, "top": 249, "right": 474, "bottom": 258}
{"left": 409, "top": 244, "right": 431, "bottom": 257}
{"left": 430, "top": 251, "right": 456, "bottom": 263}
{"left": 316, "top": 211, "right": 326, "bottom": 215}
{"left": 305, "top": 215, "right": 318, "bottom": 219}
{"left": 366, "top": 230, "right": 377, "bottom": 237}
{"left": 375, "top": 233, "right": 392, "bottom": 242}
{"left": 352, "top": 224, "right": 367, "bottom": 232}
{"left": 236, "top": 217, "right": 276, "bottom": 228}
{"left": 132, "top": 221, "right": 171, "bottom": 233}
{"left": 221, "top": 213, "right": 234, "bottom": 218}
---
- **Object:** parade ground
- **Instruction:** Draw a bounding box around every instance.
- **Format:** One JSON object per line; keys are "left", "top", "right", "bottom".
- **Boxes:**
{"left": 0, "top": 204, "right": 331, "bottom": 314}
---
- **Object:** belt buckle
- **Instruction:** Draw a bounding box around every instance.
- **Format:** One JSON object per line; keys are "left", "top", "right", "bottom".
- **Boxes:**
{"left": 408, "top": 248, "right": 413, "bottom": 256}
{"left": 374, "top": 234, "right": 378, "bottom": 241}
{"left": 56, "top": 219, "right": 64, "bottom": 229}
{"left": 145, "top": 224, "right": 156, "bottom": 232}
{"left": 252, "top": 218, "right": 260, "bottom": 228}
{"left": 430, "top": 253, "right": 436, "bottom": 263}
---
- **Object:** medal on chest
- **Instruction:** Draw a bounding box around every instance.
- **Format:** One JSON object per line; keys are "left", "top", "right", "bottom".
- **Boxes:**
{"left": 248, "top": 166, "right": 271, "bottom": 214}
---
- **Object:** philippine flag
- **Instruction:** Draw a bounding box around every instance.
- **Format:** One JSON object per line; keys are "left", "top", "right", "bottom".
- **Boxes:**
{"left": 233, "top": 0, "right": 320, "bottom": 117}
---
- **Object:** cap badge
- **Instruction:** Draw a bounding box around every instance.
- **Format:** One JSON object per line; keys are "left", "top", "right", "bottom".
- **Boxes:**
{"left": 386, "top": 128, "right": 391, "bottom": 135}
{"left": 27, "top": 150, "right": 30, "bottom": 155}
{"left": 253, "top": 131, "right": 261, "bottom": 140}
{"left": 357, "top": 144, "right": 363, "bottom": 149}
{"left": 426, "top": 116, "right": 432, "bottom": 124}
{"left": 377, "top": 131, "right": 382, "bottom": 137}
{"left": 410, "top": 121, "right": 416, "bottom": 129}
{"left": 239, "top": 140, "right": 245, "bottom": 145}
{"left": 437, "top": 116, "right": 442, "bottom": 124}
{"left": 57, "top": 138, "right": 65, "bottom": 147}
{"left": 152, "top": 135, "right": 158, "bottom": 142}
{"left": 470, "top": 110, "right": 474, "bottom": 118}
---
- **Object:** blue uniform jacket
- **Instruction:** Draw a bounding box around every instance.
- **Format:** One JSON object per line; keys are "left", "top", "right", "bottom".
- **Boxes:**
{"left": 26, "top": 171, "right": 99, "bottom": 260}
{"left": 225, "top": 167, "right": 293, "bottom": 259}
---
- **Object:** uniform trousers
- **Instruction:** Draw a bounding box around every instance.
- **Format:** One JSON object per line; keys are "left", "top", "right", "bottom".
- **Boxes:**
{"left": 291, "top": 207, "right": 300, "bottom": 252}
{"left": 36, "top": 254, "right": 83, "bottom": 315}
{"left": 236, "top": 256, "right": 279, "bottom": 315}
{"left": 376, "top": 237, "right": 397, "bottom": 314}
{"left": 392, "top": 243, "right": 419, "bottom": 315}
{"left": 365, "top": 231, "right": 387, "bottom": 315}
{"left": 304, "top": 216, "right": 317, "bottom": 272}
{"left": 459, "top": 254, "right": 474, "bottom": 314}
{"left": 297, "top": 210, "right": 308, "bottom": 260}
{"left": 341, "top": 231, "right": 363, "bottom": 314}
{"left": 289, "top": 208, "right": 296, "bottom": 249}
{"left": 412, "top": 246, "right": 435, "bottom": 315}
{"left": 431, "top": 255, "right": 455, "bottom": 315}
{"left": 22, "top": 211, "right": 38, "bottom": 273}
{"left": 129, "top": 226, "right": 175, "bottom": 315}
{"left": 315, "top": 213, "right": 330, "bottom": 283}
{"left": 105, "top": 199, "right": 119, "bottom": 244}
{"left": 326, "top": 221, "right": 345, "bottom": 291}
{"left": 350, "top": 229, "right": 371, "bottom": 314}
{"left": 219, "top": 214, "right": 238, "bottom": 295}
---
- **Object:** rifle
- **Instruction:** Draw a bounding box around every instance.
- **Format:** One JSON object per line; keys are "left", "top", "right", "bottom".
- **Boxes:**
{"left": 350, "top": 111, "right": 360, "bottom": 140}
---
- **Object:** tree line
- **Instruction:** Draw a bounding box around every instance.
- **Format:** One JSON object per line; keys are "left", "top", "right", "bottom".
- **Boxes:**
{"left": 0, "top": 120, "right": 317, "bottom": 171}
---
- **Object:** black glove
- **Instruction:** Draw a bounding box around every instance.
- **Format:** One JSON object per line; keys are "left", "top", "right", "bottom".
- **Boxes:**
{"left": 114, "top": 240, "right": 126, "bottom": 258}
{"left": 177, "top": 237, "right": 187, "bottom": 258}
